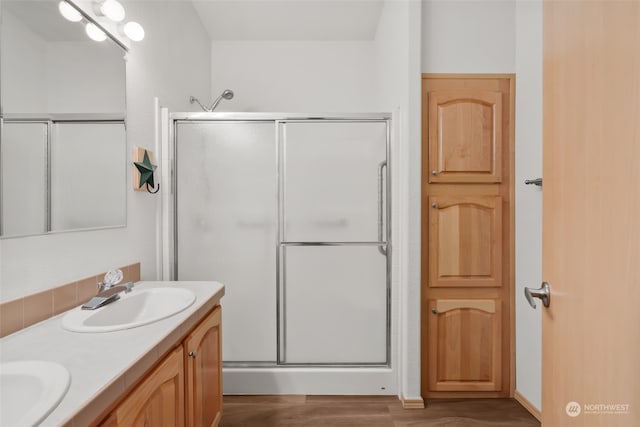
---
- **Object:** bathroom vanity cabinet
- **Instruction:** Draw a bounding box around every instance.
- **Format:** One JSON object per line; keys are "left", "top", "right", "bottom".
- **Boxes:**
{"left": 98, "top": 306, "right": 222, "bottom": 427}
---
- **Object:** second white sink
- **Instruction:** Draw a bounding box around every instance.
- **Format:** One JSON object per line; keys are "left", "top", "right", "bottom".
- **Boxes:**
{"left": 62, "top": 287, "right": 196, "bottom": 332}
{"left": 0, "top": 360, "right": 70, "bottom": 427}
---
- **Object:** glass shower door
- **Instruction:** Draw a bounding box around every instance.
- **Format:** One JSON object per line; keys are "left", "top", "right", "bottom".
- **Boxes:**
{"left": 279, "top": 120, "right": 389, "bottom": 365}
{"left": 176, "top": 121, "right": 277, "bottom": 363}
{"left": 0, "top": 122, "right": 48, "bottom": 236}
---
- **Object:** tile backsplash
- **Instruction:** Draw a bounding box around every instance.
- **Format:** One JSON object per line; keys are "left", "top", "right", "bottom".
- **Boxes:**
{"left": 0, "top": 263, "right": 140, "bottom": 338}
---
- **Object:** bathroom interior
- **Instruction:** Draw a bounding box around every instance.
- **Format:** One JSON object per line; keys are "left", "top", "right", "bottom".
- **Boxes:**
{"left": 0, "top": 0, "right": 545, "bottom": 426}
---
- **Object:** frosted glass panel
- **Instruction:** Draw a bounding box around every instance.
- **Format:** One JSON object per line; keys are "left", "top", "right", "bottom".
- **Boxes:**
{"left": 283, "top": 245, "right": 387, "bottom": 364}
{"left": 0, "top": 122, "right": 47, "bottom": 236}
{"left": 176, "top": 122, "right": 277, "bottom": 362}
{"left": 50, "top": 122, "right": 126, "bottom": 231}
{"left": 283, "top": 122, "right": 386, "bottom": 242}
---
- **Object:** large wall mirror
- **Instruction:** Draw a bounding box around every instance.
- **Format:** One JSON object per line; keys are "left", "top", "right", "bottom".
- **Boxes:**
{"left": 0, "top": 0, "right": 127, "bottom": 238}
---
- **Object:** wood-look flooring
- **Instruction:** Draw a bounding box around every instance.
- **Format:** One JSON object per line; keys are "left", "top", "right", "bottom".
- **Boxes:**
{"left": 220, "top": 395, "right": 541, "bottom": 427}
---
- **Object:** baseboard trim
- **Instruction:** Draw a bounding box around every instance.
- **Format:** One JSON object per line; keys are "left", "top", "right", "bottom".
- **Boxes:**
{"left": 400, "top": 397, "right": 425, "bottom": 409}
{"left": 514, "top": 390, "right": 541, "bottom": 422}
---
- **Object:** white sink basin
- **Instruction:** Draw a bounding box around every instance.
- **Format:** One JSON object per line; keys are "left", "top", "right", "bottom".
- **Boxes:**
{"left": 0, "top": 360, "right": 70, "bottom": 427}
{"left": 62, "top": 287, "right": 196, "bottom": 333}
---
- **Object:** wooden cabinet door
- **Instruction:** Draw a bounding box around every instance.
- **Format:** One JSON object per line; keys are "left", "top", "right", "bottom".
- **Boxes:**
{"left": 185, "top": 306, "right": 222, "bottom": 427}
{"left": 428, "top": 195, "right": 502, "bottom": 288}
{"left": 428, "top": 299, "right": 502, "bottom": 392}
{"left": 114, "top": 346, "right": 185, "bottom": 427}
{"left": 428, "top": 90, "right": 502, "bottom": 183}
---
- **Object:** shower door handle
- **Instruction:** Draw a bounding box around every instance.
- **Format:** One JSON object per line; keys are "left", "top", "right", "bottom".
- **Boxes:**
{"left": 377, "top": 160, "right": 388, "bottom": 256}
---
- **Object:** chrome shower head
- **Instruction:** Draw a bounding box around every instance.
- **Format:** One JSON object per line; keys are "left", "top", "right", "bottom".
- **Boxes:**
{"left": 208, "top": 89, "right": 235, "bottom": 111}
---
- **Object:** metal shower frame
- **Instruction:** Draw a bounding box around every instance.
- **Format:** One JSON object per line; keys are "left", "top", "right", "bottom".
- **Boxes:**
{"left": 170, "top": 112, "right": 392, "bottom": 368}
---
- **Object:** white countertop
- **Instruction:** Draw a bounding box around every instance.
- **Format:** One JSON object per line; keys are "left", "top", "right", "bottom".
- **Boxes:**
{"left": 0, "top": 281, "right": 225, "bottom": 427}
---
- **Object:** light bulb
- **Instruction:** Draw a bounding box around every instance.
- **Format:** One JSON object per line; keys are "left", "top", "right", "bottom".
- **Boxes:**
{"left": 123, "top": 21, "right": 145, "bottom": 42}
{"left": 85, "top": 22, "right": 107, "bottom": 42}
{"left": 100, "top": 0, "right": 125, "bottom": 22}
{"left": 58, "top": 1, "right": 82, "bottom": 22}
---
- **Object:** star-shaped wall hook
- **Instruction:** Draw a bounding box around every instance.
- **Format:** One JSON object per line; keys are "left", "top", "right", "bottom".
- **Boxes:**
{"left": 134, "top": 150, "right": 160, "bottom": 193}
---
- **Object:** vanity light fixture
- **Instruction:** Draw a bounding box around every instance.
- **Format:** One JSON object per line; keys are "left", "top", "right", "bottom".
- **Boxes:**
{"left": 59, "top": 0, "right": 145, "bottom": 44}
{"left": 122, "top": 21, "right": 145, "bottom": 42}
{"left": 85, "top": 22, "right": 107, "bottom": 42}
{"left": 94, "top": 0, "right": 125, "bottom": 23}
{"left": 58, "top": 1, "right": 82, "bottom": 22}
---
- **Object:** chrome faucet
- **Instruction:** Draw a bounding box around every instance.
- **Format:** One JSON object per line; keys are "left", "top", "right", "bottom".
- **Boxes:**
{"left": 82, "top": 269, "right": 134, "bottom": 310}
{"left": 82, "top": 282, "right": 134, "bottom": 310}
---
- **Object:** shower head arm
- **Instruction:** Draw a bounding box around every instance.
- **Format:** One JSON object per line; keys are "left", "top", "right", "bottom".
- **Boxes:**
{"left": 189, "top": 96, "right": 210, "bottom": 112}
{"left": 207, "top": 93, "right": 225, "bottom": 112}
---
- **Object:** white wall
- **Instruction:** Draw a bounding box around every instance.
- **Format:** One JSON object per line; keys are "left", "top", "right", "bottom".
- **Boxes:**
{"left": 422, "top": 0, "right": 516, "bottom": 73}
{"left": 374, "top": 0, "right": 422, "bottom": 402}
{"left": 0, "top": 0, "right": 211, "bottom": 302}
{"left": 515, "top": 0, "right": 542, "bottom": 411}
{"left": 210, "top": 41, "right": 376, "bottom": 112}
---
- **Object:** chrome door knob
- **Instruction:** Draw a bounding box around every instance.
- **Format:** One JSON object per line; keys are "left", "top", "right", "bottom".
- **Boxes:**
{"left": 524, "top": 282, "right": 551, "bottom": 309}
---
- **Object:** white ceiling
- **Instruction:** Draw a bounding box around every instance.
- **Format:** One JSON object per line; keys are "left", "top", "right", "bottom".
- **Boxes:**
{"left": 191, "top": 0, "right": 384, "bottom": 41}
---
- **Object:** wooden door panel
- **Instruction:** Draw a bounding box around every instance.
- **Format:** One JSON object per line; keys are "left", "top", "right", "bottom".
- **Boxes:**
{"left": 428, "top": 299, "right": 501, "bottom": 392}
{"left": 429, "top": 90, "right": 502, "bottom": 183}
{"left": 131, "top": 383, "right": 178, "bottom": 426}
{"left": 185, "top": 306, "right": 222, "bottom": 427}
{"left": 543, "top": 2, "right": 640, "bottom": 425}
{"left": 115, "top": 346, "right": 185, "bottom": 427}
{"left": 429, "top": 196, "right": 502, "bottom": 287}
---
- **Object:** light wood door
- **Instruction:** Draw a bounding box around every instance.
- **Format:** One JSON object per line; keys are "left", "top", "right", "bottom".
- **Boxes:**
{"left": 113, "top": 346, "right": 185, "bottom": 426}
{"left": 429, "top": 195, "right": 502, "bottom": 287}
{"left": 428, "top": 299, "right": 502, "bottom": 392}
{"left": 185, "top": 306, "right": 222, "bottom": 427}
{"left": 542, "top": 2, "right": 640, "bottom": 426}
{"left": 428, "top": 90, "right": 502, "bottom": 183}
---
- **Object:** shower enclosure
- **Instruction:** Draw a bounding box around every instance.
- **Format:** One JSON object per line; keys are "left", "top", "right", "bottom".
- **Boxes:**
{"left": 170, "top": 113, "right": 391, "bottom": 392}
